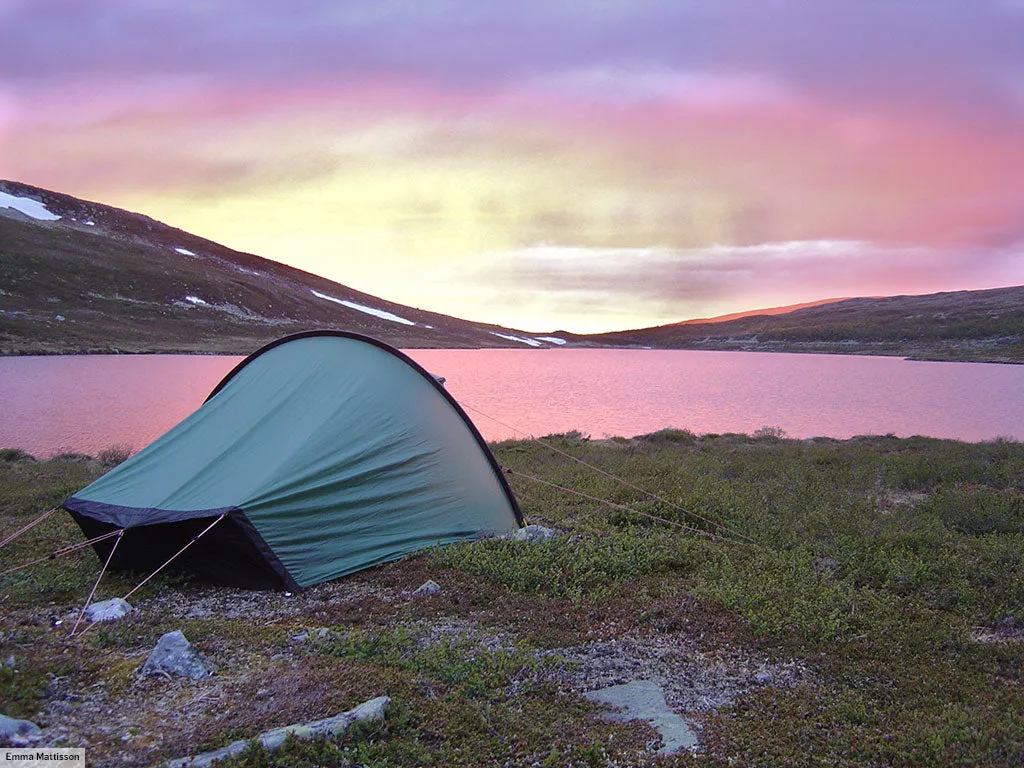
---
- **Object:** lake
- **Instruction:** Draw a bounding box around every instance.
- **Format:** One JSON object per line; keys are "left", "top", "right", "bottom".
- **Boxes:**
{"left": 1, "top": 349, "right": 1022, "bottom": 458}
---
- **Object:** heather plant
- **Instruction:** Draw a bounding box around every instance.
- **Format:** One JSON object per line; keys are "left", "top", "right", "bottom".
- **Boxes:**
{"left": 96, "top": 442, "right": 133, "bottom": 467}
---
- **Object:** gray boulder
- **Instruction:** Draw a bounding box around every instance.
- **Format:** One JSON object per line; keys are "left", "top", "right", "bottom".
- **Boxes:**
{"left": 140, "top": 631, "right": 213, "bottom": 680}
{"left": 412, "top": 579, "right": 442, "bottom": 598}
{"left": 0, "top": 714, "right": 42, "bottom": 747}
{"left": 85, "top": 597, "right": 133, "bottom": 623}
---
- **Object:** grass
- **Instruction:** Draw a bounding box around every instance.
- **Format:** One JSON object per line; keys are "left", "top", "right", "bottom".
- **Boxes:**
{"left": 433, "top": 527, "right": 699, "bottom": 603}
{"left": 2, "top": 434, "right": 1024, "bottom": 765}
{"left": 316, "top": 624, "right": 557, "bottom": 698}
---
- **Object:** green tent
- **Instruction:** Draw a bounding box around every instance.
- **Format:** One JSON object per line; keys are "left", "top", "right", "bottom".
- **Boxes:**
{"left": 63, "top": 331, "right": 522, "bottom": 589}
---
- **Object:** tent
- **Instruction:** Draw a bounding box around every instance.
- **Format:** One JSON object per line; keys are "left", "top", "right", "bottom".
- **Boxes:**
{"left": 62, "top": 331, "right": 523, "bottom": 590}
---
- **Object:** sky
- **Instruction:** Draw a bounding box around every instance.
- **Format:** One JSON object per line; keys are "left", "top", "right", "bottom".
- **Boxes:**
{"left": 2, "top": 1, "right": 1023, "bottom": 332}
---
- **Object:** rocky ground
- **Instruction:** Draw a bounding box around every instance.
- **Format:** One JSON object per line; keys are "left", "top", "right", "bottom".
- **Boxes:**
{"left": 4, "top": 566, "right": 811, "bottom": 766}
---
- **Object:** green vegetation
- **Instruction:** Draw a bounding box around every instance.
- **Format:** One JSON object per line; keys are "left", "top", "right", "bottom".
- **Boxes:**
{"left": 2, "top": 433, "right": 1024, "bottom": 765}
{"left": 318, "top": 625, "right": 556, "bottom": 698}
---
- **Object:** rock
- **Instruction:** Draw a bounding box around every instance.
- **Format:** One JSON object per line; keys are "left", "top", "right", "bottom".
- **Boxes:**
{"left": 583, "top": 680, "right": 697, "bottom": 754}
{"left": 754, "top": 670, "right": 774, "bottom": 685}
{"left": 290, "top": 627, "right": 331, "bottom": 643}
{"left": 85, "top": 597, "right": 133, "bottom": 623}
{"left": 412, "top": 580, "right": 442, "bottom": 598}
{"left": 0, "top": 713, "right": 43, "bottom": 747}
{"left": 166, "top": 695, "right": 390, "bottom": 767}
{"left": 4, "top": 655, "right": 15, "bottom": 669}
{"left": 503, "top": 525, "right": 557, "bottom": 543}
{"left": 812, "top": 557, "right": 840, "bottom": 577}
{"left": 140, "top": 631, "right": 213, "bottom": 680}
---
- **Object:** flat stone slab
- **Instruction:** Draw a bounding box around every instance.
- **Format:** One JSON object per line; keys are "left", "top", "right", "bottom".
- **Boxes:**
{"left": 584, "top": 679, "right": 698, "bottom": 754}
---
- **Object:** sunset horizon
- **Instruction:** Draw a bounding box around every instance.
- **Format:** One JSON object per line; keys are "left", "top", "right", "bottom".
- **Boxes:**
{"left": 3, "top": 1, "right": 1023, "bottom": 333}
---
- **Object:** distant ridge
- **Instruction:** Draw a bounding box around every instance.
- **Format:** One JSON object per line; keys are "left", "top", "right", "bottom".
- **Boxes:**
{"left": 671, "top": 297, "right": 853, "bottom": 326}
{"left": 587, "top": 285, "right": 1024, "bottom": 363}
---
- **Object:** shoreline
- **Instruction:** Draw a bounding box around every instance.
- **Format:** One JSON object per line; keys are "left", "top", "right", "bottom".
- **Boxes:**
{"left": 3, "top": 430, "right": 1020, "bottom": 467}
{"left": 1, "top": 344, "right": 1021, "bottom": 365}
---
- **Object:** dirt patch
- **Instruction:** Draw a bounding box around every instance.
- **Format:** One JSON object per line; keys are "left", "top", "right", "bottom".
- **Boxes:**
{"left": 542, "top": 636, "right": 810, "bottom": 719}
{"left": 877, "top": 489, "right": 929, "bottom": 512}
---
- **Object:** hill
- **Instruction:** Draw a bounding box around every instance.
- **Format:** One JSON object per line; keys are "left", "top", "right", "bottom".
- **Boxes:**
{"left": 586, "top": 286, "right": 1024, "bottom": 363}
{"left": 3, "top": 180, "right": 1020, "bottom": 362}
{"left": 0, "top": 181, "right": 577, "bottom": 354}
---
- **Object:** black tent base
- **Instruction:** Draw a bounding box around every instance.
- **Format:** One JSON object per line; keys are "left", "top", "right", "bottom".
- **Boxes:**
{"left": 70, "top": 512, "right": 296, "bottom": 591}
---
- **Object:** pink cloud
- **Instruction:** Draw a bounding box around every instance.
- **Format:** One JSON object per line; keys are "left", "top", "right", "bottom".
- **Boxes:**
{"left": 522, "top": 66, "right": 800, "bottom": 110}
{"left": 475, "top": 239, "right": 1024, "bottom": 329}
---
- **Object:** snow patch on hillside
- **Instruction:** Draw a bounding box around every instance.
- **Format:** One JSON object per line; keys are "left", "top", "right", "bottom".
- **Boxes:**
{"left": 310, "top": 290, "right": 417, "bottom": 326}
{"left": 0, "top": 191, "right": 61, "bottom": 221}
{"left": 536, "top": 336, "right": 567, "bottom": 345}
{"left": 490, "top": 332, "right": 543, "bottom": 347}
{"left": 184, "top": 296, "right": 208, "bottom": 306}
{"left": 174, "top": 247, "right": 197, "bottom": 256}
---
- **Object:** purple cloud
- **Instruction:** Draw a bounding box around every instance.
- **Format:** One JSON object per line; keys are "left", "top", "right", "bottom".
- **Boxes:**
{"left": 2, "top": 0, "right": 1021, "bottom": 124}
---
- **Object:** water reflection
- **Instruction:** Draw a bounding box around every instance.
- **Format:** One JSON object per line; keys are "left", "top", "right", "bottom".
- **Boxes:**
{"left": 1, "top": 350, "right": 1021, "bottom": 457}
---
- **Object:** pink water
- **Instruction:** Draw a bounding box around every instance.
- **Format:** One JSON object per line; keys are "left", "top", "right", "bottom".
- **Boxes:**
{"left": 1, "top": 350, "right": 1021, "bottom": 457}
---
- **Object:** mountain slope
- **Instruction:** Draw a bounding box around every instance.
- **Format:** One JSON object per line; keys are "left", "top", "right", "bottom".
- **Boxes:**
{"left": 0, "top": 181, "right": 575, "bottom": 354}
{"left": 587, "top": 286, "right": 1024, "bottom": 363}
